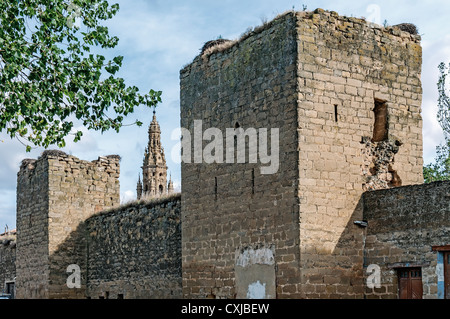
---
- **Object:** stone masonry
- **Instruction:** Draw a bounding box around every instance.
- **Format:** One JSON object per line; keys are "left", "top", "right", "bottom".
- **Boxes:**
{"left": 14, "top": 149, "right": 182, "bottom": 299}
{"left": 7, "top": 8, "right": 445, "bottom": 300}
{"left": 137, "top": 112, "right": 174, "bottom": 200}
{"left": 180, "top": 9, "right": 423, "bottom": 298}
{"left": 181, "top": 12, "right": 300, "bottom": 298}
{"left": 294, "top": 9, "right": 422, "bottom": 299}
{"left": 363, "top": 181, "right": 450, "bottom": 299}
{"left": 16, "top": 150, "right": 120, "bottom": 299}
{"left": 0, "top": 230, "right": 16, "bottom": 297}
{"left": 86, "top": 194, "right": 182, "bottom": 299}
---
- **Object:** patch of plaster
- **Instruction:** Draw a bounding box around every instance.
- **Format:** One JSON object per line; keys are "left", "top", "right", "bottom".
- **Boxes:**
{"left": 236, "top": 246, "right": 275, "bottom": 267}
{"left": 246, "top": 280, "right": 266, "bottom": 299}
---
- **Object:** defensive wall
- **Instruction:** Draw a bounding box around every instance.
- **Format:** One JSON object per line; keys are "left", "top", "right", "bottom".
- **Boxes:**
{"left": 363, "top": 181, "right": 450, "bottom": 299}
{"left": 86, "top": 195, "right": 181, "bottom": 299}
{"left": 6, "top": 8, "right": 450, "bottom": 300}
{"left": 0, "top": 230, "right": 16, "bottom": 298}
{"left": 180, "top": 9, "right": 423, "bottom": 298}
{"left": 15, "top": 150, "right": 181, "bottom": 299}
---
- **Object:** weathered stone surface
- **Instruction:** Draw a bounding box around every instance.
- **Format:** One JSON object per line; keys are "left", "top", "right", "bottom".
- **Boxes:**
{"left": 16, "top": 151, "right": 120, "bottom": 299}
{"left": 86, "top": 195, "right": 182, "bottom": 299}
{"left": 180, "top": 9, "right": 423, "bottom": 299}
{"left": 6, "top": 8, "right": 432, "bottom": 300}
{"left": 181, "top": 11, "right": 300, "bottom": 299}
{"left": 363, "top": 181, "right": 450, "bottom": 299}
{"left": 14, "top": 150, "right": 181, "bottom": 299}
{"left": 0, "top": 231, "right": 16, "bottom": 297}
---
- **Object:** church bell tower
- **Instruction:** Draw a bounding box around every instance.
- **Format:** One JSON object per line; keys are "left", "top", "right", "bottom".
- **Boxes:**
{"left": 136, "top": 111, "right": 173, "bottom": 200}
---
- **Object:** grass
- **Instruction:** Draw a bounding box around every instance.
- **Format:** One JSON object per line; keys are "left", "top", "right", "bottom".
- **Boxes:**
{"left": 96, "top": 192, "right": 182, "bottom": 217}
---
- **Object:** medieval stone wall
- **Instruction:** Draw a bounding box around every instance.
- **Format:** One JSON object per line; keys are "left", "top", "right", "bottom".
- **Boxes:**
{"left": 7, "top": 8, "right": 433, "bottom": 300}
{"left": 16, "top": 151, "right": 120, "bottom": 299}
{"left": 180, "top": 9, "right": 423, "bottom": 299}
{"left": 14, "top": 149, "right": 181, "bottom": 299}
{"left": 86, "top": 194, "right": 182, "bottom": 299}
{"left": 181, "top": 12, "right": 300, "bottom": 298}
{"left": 363, "top": 181, "right": 450, "bottom": 299}
{"left": 295, "top": 9, "right": 423, "bottom": 298}
{"left": 16, "top": 155, "right": 51, "bottom": 298}
{"left": 0, "top": 235, "right": 16, "bottom": 296}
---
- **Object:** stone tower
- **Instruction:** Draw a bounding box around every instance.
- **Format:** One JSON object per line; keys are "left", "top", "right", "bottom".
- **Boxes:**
{"left": 15, "top": 150, "right": 120, "bottom": 299}
{"left": 180, "top": 9, "right": 423, "bottom": 299}
{"left": 137, "top": 111, "right": 172, "bottom": 200}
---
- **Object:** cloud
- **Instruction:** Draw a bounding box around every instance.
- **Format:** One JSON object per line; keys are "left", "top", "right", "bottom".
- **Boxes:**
{"left": 0, "top": 126, "right": 103, "bottom": 228}
{"left": 59, "top": 126, "right": 101, "bottom": 159}
{"left": 172, "top": 180, "right": 181, "bottom": 193}
{"left": 2, "top": 1, "right": 450, "bottom": 230}
{"left": 121, "top": 190, "right": 135, "bottom": 204}
{"left": 0, "top": 132, "right": 44, "bottom": 190}
{"left": 0, "top": 190, "right": 17, "bottom": 229}
{"left": 105, "top": 2, "right": 204, "bottom": 79}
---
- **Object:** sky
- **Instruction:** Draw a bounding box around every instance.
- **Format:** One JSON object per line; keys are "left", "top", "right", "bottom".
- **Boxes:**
{"left": 1, "top": 0, "right": 450, "bottom": 230}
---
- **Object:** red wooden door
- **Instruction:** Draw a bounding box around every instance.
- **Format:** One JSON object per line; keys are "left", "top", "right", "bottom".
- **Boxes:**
{"left": 445, "top": 252, "right": 450, "bottom": 299}
{"left": 398, "top": 268, "right": 422, "bottom": 299}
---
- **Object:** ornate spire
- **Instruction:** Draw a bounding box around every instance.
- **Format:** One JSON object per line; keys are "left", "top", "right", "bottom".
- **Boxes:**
{"left": 168, "top": 173, "right": 174, "bottom": 194}
{"left": 138, "top": 110, "right": 169, "bottom": 200}
{"left": 149, "top": 110, "right": 161, "bottom": 132}
{"left": 136, "top": 174, "right": 143, "bottom": 200}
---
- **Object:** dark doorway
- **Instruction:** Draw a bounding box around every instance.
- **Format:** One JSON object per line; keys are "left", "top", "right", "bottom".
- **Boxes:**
{"left": 6, "top": 282, "right": 15, "bottom": 299}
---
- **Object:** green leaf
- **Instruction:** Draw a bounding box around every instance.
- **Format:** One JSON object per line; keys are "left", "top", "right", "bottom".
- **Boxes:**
{"left": 0, "top": 0, "right": 161, "bottom": 149}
